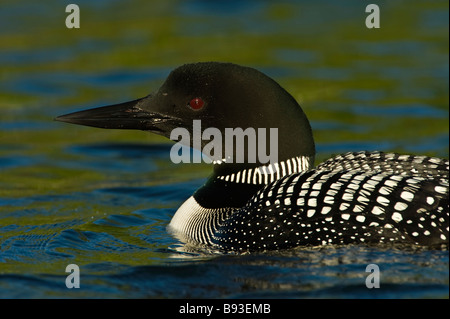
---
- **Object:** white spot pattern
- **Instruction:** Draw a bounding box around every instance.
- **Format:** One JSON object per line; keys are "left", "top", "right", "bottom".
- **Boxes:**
{"left": 170, "top": 152, "right": 449, "bottom": 252}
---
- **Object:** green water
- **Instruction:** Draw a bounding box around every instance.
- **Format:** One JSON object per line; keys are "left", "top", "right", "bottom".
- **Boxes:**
{"left": 0, "top": 0, "right": 448, "bottom": 299}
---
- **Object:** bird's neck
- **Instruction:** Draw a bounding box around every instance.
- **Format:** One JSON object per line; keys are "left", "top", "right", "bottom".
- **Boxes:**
{"left": 169, "top": 154, "right": 315, "bottom": 245}
{"left": 193, "top": 155, "right": 315, "bottom": 209}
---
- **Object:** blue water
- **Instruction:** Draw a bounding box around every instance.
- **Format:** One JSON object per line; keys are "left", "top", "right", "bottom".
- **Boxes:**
{"left": 0, "top": 0, "right": 448, "bottom": 299}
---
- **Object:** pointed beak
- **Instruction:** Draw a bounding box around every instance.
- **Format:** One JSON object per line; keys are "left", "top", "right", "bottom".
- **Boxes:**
{"left": 55, "top": 96, "right": 179, "bottom": 135}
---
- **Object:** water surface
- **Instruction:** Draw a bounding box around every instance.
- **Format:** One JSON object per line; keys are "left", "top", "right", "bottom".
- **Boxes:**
{"left": 0, "top": 0, "right": 448, "bottom": 299}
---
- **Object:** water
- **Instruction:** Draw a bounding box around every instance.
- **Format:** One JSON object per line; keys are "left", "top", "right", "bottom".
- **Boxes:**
{"left": 0, "top": 0, "right": 448, "bottom": 299}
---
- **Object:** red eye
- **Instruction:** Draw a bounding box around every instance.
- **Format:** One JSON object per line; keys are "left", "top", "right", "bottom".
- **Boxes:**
{"left": 189, "top": 97, "right": 204, "bottom": 110}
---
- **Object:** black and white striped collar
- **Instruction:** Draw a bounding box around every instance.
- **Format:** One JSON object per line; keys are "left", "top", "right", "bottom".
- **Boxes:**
{"left": 215, "top": 155, "right": 314, "bottom": 185}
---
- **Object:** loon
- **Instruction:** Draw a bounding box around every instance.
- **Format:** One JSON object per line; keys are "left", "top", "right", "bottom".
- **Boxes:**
{"left": 56, "top": 62, "right": 449, "bottom": 252}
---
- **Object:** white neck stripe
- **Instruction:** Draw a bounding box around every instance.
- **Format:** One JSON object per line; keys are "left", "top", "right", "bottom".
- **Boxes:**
{"left": 216, "top": 155, "right": 314, "bottom": 185}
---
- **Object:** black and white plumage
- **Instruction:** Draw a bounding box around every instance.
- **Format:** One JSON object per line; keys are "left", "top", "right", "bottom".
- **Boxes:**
{"left": 56, "top": 62, "right": 449, "bottom": 252}
{"left": 209, "top": 152, "right": 448, "bottom": 251}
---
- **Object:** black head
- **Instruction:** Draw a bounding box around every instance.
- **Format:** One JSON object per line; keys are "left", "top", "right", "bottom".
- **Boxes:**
{"left": 56, "top": 62, "right": 315, "bottom": 169}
